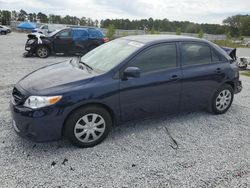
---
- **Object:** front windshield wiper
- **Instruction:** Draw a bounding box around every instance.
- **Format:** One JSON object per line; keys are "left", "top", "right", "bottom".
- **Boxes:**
{"left": 79, "top": 59, "right": 93, "bottom": 71}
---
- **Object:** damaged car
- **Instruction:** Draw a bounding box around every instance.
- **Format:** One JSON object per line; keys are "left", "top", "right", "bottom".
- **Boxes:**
{"left": 11, "top": 35, "right": 242, "bottom": 148}
{"left": 24, "top": 27, "right": 109, "bottom": 58}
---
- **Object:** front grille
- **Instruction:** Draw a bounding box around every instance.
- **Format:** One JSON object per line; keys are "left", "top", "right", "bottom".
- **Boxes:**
{"left": 12, "top": 87, "right": 26, "bottom": 105}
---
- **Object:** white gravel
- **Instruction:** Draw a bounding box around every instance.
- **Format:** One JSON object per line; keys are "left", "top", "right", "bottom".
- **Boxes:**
{"left": 0, "top": 32, "right": 250, "bottom": 188}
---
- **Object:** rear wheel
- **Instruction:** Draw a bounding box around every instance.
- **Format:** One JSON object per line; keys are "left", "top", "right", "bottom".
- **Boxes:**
{"left": 211, "top": 84, "right": 234, "bottom": 114}
{"left": 64, "top": 106, "right": 112, "bottom": 148}
{"left": 36, "top": 46, "right": 50, "bottom": 58}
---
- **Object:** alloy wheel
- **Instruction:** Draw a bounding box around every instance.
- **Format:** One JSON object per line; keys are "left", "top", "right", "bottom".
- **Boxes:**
{"left": 37, "top": 47, "right": 48, "bottom": 58}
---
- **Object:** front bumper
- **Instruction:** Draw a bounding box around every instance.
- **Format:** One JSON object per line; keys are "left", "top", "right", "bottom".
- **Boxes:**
{"left": 234, "top": 80, "right": 242, "bottom": 94}
{"left": 10, "top": 102, "right": 66, "bottom": 142}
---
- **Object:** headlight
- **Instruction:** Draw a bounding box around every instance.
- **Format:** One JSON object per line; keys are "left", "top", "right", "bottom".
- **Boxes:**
{"left": 24, "top": 96, "right": 62, "bottom": 109}
{"left": 27, "top": 39, "right": 36, "bottom": 45}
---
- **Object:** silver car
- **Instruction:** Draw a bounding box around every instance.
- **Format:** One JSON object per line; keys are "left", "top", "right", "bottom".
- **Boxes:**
{"left": 0, "top": 25, "right": 11, "bottom": 35}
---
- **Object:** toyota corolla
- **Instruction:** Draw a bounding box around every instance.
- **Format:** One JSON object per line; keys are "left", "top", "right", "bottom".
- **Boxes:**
{"left": 10, "top": 35, "right": 242, "bottom": 147}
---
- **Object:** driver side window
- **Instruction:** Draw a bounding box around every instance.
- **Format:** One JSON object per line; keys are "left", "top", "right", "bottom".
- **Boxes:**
{"left": 56, "top": 29, "right": 71, "bottom": 38}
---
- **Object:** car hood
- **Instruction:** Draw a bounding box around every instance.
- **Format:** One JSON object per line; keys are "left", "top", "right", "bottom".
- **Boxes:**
{"left": 17, "top": 59, "right": 97, "bottom": 95}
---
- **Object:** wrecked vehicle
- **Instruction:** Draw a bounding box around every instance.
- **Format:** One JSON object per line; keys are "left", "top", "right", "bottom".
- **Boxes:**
{"left": 11, "top": 35, "right": 242, "bottom": 148}
{"left": 222, "top": 47, "right": 250, "bottom": 69}
{"left": 24, "top": 27, "right": 109, "bottom": 58}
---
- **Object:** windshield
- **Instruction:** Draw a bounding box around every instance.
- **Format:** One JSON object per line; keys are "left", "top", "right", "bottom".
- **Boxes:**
{"left": 80, "top": 39, "right": 144, "bottom": 72}
{"left": 48, "top": 30, "right": 60, "bottom": 37}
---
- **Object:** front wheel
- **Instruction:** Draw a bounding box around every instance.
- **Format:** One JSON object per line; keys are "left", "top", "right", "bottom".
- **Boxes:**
{"left": 211, "top": 84, "right": 234, "bottom": 114}
{"left": 1, "top": 31, "right": 7, "bottom": 35}
{"left": 36, "top": 46, "right": 50, "bottom": 58}
{"left": 64, "top": 106, "right": 112, "bottom": 148}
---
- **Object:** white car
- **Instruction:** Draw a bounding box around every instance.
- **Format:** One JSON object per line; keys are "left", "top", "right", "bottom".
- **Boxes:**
{"left": 32, "top": 24, "right": 65, "bottom": 36}
{"left": 0, "top": 25, "right": 11, "bottom": 35}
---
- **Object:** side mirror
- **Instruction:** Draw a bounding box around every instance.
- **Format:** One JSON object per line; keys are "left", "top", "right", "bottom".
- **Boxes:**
{"left": 123, "top": 67, "right": 141, "bottom": 79}
{"left": 55, "top": 35, "right": 60, "bottom": 39}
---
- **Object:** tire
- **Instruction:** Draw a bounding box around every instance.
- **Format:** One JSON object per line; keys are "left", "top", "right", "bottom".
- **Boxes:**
{"left": 211, "top": 84, "right": 234, "bottom": 114}
{"left": 1, "top": 31, "right": 6, "bottom": 35}
{"left": 36, "top": 46, "right": 50, "bottom": 58}
{"left": 64, "top": 105, "right": 112, "bottom": 148}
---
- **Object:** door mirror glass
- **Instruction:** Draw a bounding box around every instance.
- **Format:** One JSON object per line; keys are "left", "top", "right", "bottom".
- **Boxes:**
{"left": 123, "top": 67, "right": 141, "bottom": 79}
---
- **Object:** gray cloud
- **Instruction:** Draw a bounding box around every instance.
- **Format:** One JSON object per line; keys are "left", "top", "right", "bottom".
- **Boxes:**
{"left": 0, "top": 0, "right": 249, "bottom": 23}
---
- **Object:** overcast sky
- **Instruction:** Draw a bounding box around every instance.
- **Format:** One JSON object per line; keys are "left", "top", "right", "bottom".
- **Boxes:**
{"left": 0, "top": 0, "right": 249, "bottom": 24}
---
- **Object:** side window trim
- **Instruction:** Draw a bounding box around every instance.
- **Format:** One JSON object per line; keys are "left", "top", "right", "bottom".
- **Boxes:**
{"left": 124, "top": 42, "right": 179, "bottom": 75}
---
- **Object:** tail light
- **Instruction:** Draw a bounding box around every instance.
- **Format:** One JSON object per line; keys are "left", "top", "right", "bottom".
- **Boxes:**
{"left": 101, "top": 37, "right": 109, "bottom": 43}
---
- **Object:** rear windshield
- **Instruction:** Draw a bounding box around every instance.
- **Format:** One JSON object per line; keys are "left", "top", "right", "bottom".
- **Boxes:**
{"left": 81, "top": 39, "right": 144, "bottom": 72}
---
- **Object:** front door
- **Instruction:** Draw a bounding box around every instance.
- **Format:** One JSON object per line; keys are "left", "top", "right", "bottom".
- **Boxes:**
{"left": 119, "top": 43, "right": 182, "bottom": 122}
{"left": 53, "top": 29, "right": 73, "bottom": 54}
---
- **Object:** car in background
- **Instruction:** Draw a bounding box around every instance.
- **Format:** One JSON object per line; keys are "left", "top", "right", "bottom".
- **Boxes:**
{"left": 32, "top": 24, "right": 65, "bottom": 36}
{"left": 0, "top": 25, "right": 11, "bottom": 35}
{"left": 11, "top": 35, "right": 242, "bottom": 148}
{"left": 24, "top": 27, "right": 109, "bottom": 58}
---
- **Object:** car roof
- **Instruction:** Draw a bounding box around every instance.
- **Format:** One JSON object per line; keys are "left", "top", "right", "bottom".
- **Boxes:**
{"left": 122, "top": 35, "right": 206, "bottom": 44}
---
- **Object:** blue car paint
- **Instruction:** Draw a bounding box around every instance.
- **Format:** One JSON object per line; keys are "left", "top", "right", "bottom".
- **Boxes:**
{"left": 10, "top": 36, "right": 241, "bottom": 142}
{"left": 72, "top": 28, "right": 104, "bottom": 41}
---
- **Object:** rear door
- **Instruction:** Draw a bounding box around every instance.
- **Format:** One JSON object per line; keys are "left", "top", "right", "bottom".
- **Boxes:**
{"left": 72, "top": 29, "right": 90, "bottom": 54}
{"left": 53, "top": 29, "right": 74, "bottom": 53}
{"left": 119, "top": 43, "right": 182, "bottom": 121}
{"left": 180, "top": 42, "right": 228, "bottom": 111}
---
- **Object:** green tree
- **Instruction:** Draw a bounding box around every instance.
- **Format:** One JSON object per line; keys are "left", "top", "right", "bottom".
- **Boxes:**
{"left": 48, "top": 14, "right": 61, "bottom": 24}
{"left": 198, "top": 29, "right": 204, "bottom": 38}
{"left": 176, "top": 27, "right": 181, "bottom": 35}
{"left": 37, "top": 12, "right": 48, "bottom": 23}
{"left": 94, "top": 19, "right": 99, "bottom": 27}
{"left": 226, "top": 31, "right": 232, "bottom": 40}
{"left": 106, "top": 24, "right": 116, "bottom": 40}
{"left": 11, "top": 10, "right": 18, "bottom": 21}
{"left": 18, "top": 9, "right": 27, "bottom": 21}
{"left": 0, "top": 10, "right": 11, "bottom": 25}
{"left": 150, "top": 27, "right": 160, "bottom": 34}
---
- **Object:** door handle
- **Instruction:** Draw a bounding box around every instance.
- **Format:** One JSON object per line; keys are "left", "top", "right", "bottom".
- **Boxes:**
{"left": 170, "top": 75, "right": 180, "bottom": 81}
{"left": 215, "top": 68, "right": 222, "bottom": 74}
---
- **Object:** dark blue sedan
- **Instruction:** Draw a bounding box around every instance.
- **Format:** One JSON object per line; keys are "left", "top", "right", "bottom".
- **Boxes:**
{"left": 10, "top": 35, "right": 242, "bottom": 147}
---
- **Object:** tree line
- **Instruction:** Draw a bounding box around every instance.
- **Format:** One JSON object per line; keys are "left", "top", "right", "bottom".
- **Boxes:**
{"left": 0, "top": 9, "right": 99, "bottom": 27}
{"left": 0, "top": 9, "right": 249, "bottom": 36}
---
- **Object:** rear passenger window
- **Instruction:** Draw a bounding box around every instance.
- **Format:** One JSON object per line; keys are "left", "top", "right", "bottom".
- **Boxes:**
{"left": 211, "top": 49, "right": 221, "bottom": 62}
{"left": 129, "top": 44, "right": 177, "bottom": 73}
{"left": 181, "top": 43, "right": 212, "bottom": 66}
{"left": 56, "top": 29, "right": 71, "bottom": 38}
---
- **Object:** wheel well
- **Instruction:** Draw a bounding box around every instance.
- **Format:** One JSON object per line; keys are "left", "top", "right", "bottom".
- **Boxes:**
{"left": 36, "top": 44, "right": 51, "bottom": 53}
{"left": 225, "top": 81, "right": 234, "bottom": 90}
{"left": 62, "top": 103, "right": 116, "bottom": 136}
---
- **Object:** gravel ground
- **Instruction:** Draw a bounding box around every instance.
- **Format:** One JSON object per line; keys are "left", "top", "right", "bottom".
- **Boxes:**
{"left": 0, "top": 32, "right": 250, "bottom": 188}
